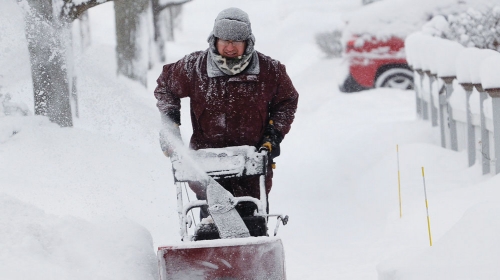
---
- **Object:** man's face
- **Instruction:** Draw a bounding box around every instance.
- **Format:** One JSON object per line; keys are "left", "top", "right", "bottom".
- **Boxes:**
{"left": 216, "top": 39, "right": 246, "bottom": 58}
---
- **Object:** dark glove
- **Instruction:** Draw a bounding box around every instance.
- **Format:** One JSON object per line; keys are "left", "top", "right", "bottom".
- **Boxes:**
{"left": 259, "top": 120, "right": 283, "bottom": 163}
{"left": 159, "top": 117, "right": 183, "bottom": 157}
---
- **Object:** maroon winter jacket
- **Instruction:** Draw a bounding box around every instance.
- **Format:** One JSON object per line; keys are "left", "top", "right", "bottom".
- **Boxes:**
{"left": 154, "top": 50, "right": 298, "bottom": 200}
{"left": 154, "top": 50, "right": 298, "bottom": 151}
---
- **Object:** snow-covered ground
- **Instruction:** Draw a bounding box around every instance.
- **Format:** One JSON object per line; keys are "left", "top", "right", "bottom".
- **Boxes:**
{"left": 1, "top": 0, "right": 500, "bottom": 279}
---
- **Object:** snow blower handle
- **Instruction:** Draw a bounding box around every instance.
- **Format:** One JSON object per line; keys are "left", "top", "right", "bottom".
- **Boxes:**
{"left": 274, "top": 215, "right": 289, "bottom": 236}
{"left": 259, "top": 144, "right": 276, "bottom": 169}
{"left": 258, "top": 145, "right": 269, "bottom": 154}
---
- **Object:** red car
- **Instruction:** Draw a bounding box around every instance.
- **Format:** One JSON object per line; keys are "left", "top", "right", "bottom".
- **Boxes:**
{"left": 339, "top": 36, "right": 414, "bottom": 92}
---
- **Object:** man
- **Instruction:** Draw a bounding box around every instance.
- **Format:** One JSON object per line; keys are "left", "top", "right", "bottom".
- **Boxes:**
{"left": 154, "top": 7, "right": 298, "bottom": 219}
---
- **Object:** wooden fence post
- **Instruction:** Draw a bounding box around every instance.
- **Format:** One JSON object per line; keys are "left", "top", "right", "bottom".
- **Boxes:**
{"left": 475, "top": 84, "right": 491, "bottom": 174}
{"left": 426, "top": 71, "right": 438, "bottom": 126}
{"left": 421, "top": 72, "right": 429, "bottom": 120}
{"left": 442, "top": 77, "right": 458, "bottom": 151}
{"left": 437, "top": 83, "right": 447, "bottom": 148}
{"left": 415, "top": 70, "right": 424, "bottom": 118}
{"left": 460, "top": 83, "right": 476, "bottom": 167}
{"left": 484, "top": 88, "right": 500, "bottom": 174}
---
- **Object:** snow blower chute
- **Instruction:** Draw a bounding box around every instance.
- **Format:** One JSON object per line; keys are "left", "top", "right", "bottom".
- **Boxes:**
{"left": 157, "top": 145, "right": 288, "bottom": 280}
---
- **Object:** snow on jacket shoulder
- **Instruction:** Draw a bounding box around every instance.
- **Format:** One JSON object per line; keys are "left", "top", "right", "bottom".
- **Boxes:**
{"left": 154, "top": 50, "right": 298, "bottom": 150}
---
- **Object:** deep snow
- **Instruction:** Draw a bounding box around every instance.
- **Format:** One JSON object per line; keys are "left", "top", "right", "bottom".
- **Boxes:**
{"left": 2, "top": 0, "right": 500, "bottom": 279}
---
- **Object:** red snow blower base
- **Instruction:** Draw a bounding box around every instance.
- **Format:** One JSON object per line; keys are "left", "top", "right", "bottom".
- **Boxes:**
{"left": 158, "top": 237, "right": 286, "bottom": 280}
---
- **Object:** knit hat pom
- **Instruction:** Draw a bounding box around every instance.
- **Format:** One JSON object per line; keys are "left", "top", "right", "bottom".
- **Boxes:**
{"left": 213, "top": 7, "right": 252, "bottom": 41}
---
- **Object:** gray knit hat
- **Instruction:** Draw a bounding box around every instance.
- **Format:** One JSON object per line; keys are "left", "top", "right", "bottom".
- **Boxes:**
{"left": 213, "top": 8, "right": 252, "bottom": 41}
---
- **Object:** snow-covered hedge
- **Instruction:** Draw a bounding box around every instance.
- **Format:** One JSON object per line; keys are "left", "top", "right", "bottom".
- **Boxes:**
{"left": 345, "top": 0, "right": 494, "bottom": 40}
{"left": 445, "top": 7, "right": 500, "bottom": 51}
{"left": 421, "top": 5, "right": 500, "bottom": 51}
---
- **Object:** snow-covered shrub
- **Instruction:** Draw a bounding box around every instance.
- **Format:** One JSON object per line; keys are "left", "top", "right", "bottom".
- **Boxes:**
{"left": 421, "top": 15, "right": 450, "bottom": 38}
{"left": 362, "top": 0, "right": 383, "bottom": 5}
{"left": 0, "top": 93, "right": 30, "bottom": 117}
{"left": 315, "top": 30, "right": 343, "bottom": 58}
{"left": 441, "top": 7, "right": 500, "bottom": 51}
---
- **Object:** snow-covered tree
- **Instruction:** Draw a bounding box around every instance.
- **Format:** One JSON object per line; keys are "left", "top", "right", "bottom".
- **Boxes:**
{"left": 151, "top": 0, "right": 191, "bottom": 63}
{"left": 114, "top": 0, "right": 191, "bottom": 86}
{"left": 18, "top": 0, "right": 191, "bottom": 126}
{"left": 18, "top": 0, "right": 113, "bottom": 127}
{"left": 114, "top": 0, "right": 151, "bottom": 87}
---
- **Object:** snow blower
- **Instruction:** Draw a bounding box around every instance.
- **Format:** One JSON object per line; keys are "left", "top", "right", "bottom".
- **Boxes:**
{"left": 157, "top": 145, "right": 288, "bottom": 280}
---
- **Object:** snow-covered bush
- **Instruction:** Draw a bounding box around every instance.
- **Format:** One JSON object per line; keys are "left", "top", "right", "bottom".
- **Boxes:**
{"left": 438, "top": 7, "right": 500, "bottom": 51}
{"left": 0, "top": 93, "right": 30, "bottom": 117}
{"left": 362, "top": 0, "right": 383, "bottom": 5}
{"left": 447, "top": 8, "right": 500, "bottom": 49}
{"left": 421, "top": 15, "right": 450, "bottom": 38}
{"left": 315, "top": 30, "right": 343, "bottom": 58}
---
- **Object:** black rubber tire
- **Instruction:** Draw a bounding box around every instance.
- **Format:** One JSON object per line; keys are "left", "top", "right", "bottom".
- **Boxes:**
{"left": 339, "top": 74, "right": 368, "bottom": 93}
{"left": 375, "top": 68, "right": 414, "bottom": 90}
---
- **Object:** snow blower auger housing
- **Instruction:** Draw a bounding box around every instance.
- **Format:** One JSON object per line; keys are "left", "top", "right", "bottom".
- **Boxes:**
{"left": 157, "top": 145, "right": 288, "bottom": 280}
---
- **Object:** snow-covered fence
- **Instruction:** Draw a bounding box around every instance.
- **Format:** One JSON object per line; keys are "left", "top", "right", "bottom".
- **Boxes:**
{"left": 406, "top": 33, "right": 500, "bottom": 175}
{"left": 455, "top": 48, "right": 498, "bottom": 173}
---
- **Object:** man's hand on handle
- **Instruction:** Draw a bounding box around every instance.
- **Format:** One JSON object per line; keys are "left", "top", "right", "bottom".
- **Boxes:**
{"left": 260, "top": 120, "right": 283, "bottom": 169}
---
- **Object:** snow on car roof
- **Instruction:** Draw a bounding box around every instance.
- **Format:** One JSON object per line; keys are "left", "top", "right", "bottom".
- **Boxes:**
{"left": 345, "top": 0, "right": 500, "bottom": 40}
